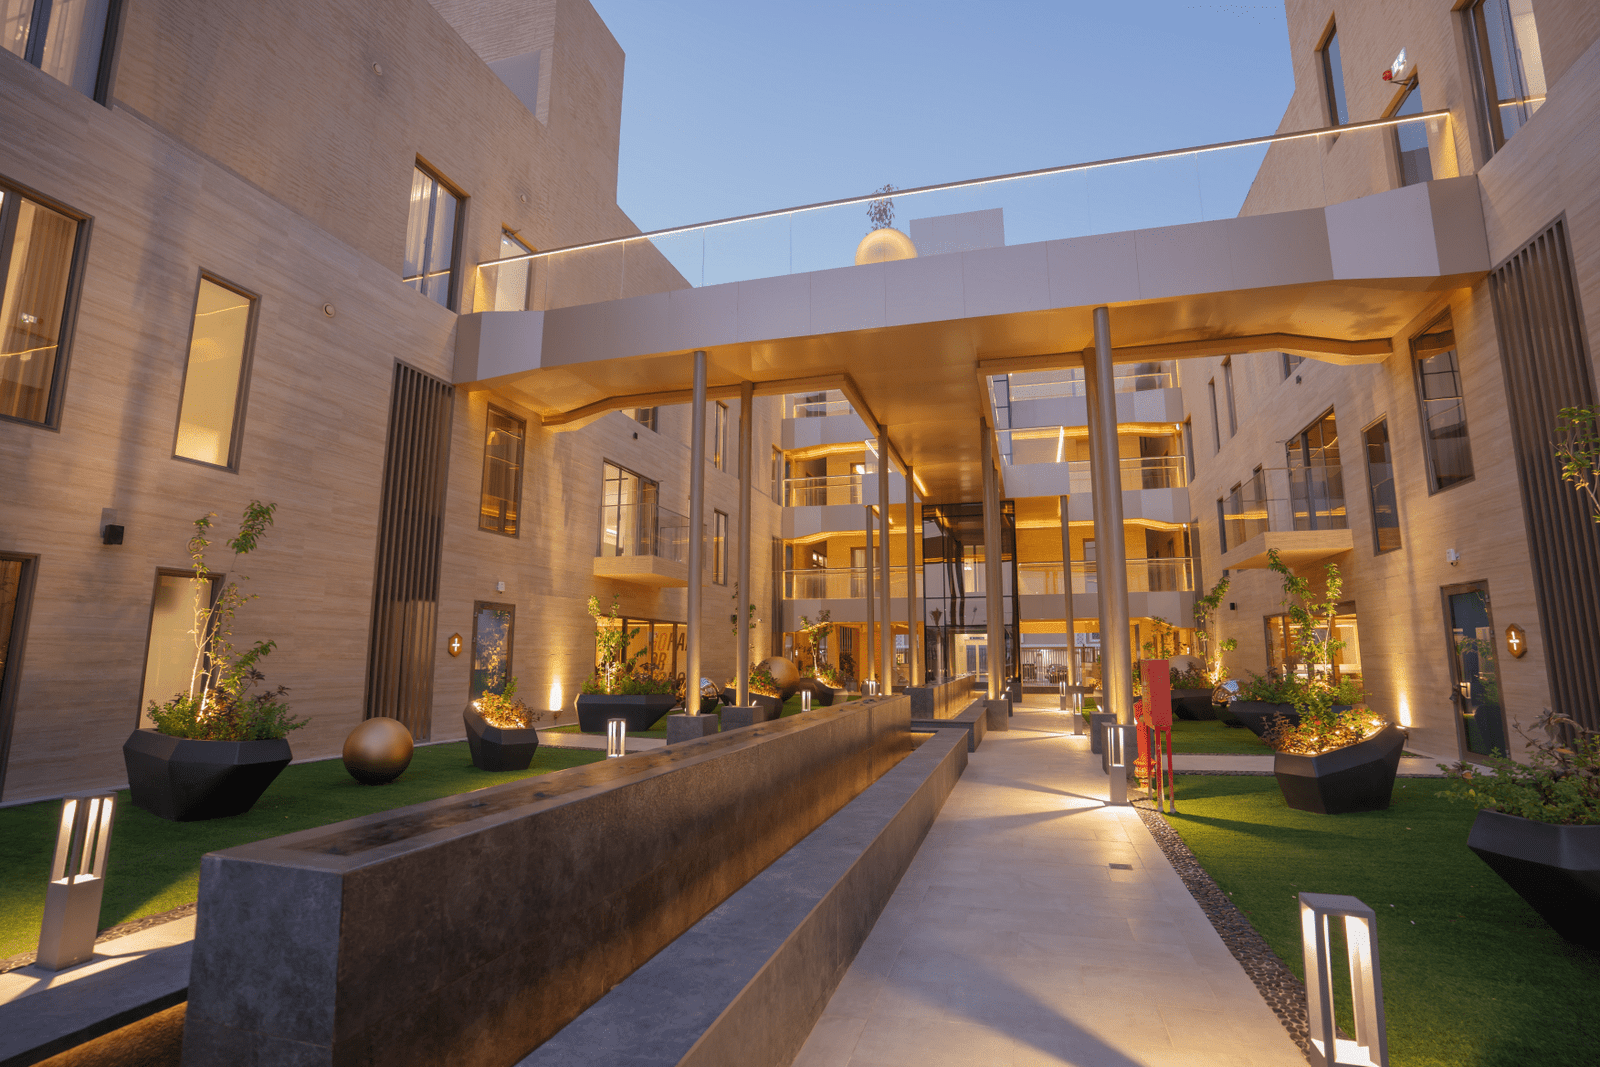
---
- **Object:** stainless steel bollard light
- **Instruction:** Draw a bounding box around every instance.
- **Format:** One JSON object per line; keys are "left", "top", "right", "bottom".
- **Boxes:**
{"left": 606, "top": 718, "right": 627, "bottom": 758}
{"left": 1071, "top": 687, "right": 1084, "bottom": 736}
{"left": 1300, "top": 893, "right": 1389, "bottom": 1067}
{"left": 801, "top": 689, "right": 811, "bottom": 712}
{"left": 1104, "top": 723, "right": 1133, "bottom": 805}
{"left": 1059, "top": 681, "right": 1068, "bottom": 711}
{"left": 37, "top": 792, "right": 116, "bottom": 971}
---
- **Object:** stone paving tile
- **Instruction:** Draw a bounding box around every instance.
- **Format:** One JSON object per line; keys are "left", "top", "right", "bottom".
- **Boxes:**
{"left": 789, "top": 709, "right": 1304, "bottom": 1067}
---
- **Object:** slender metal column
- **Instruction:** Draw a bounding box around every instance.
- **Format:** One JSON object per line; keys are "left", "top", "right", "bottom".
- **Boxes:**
{"left": 906, "top": 466, "right": 922, "bottom": 685}
{"left": 685, "top": 350, "right": 707, "bottom": 713}
{"left": 980, "top": 421, "right": 1004, "bottom": 701}
{"left": 1058, "top": 494, "right": 1077, "bottom": 687}
{"left": 735, "top": 381, "right": 753, "bottom": 707}
{"left": 876, "top": 429, "right": 894, "bottom": 693}
{"left": 863, "top": 504, "right": 875, "bottom": 688}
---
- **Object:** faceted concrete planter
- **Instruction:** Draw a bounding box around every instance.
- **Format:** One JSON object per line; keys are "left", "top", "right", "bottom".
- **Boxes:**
{"left": 576, "top": 694, "right": 676, "bottom": 734}
{"left": 123, "top": 729, "right": 291, "bottom": 821}
{"left": 1273, "top": 723, "right": 1407, "bottom": 815}
{"left": 1468, "top": 809, "right": 1600, "bottom": 949}
{"left": 463, "top": 706, "right": 540, "bottom": 772}
{"left": 1230, "top": 701, "right": 1299, "bottom": 737}
{"left": 1172, "top": 689, "right": 1215, "bottom": 720}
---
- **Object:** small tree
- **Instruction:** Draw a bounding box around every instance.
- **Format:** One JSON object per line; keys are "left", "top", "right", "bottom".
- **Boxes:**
{"left": 1555, "top": 405, "right": 1600, "bottom": 524}
{"left": 1261, "top": 548, "right": 1374, "bottom": 754}
{"left": 1193, "top": 575, "right": 1238, "bottom": 684}
{"left": 867, "top": 184, "right": 896, "bottom": 230}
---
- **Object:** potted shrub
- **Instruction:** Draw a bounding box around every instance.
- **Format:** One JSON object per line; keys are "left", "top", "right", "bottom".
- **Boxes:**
{"left": 575, "top": 595, "right": 679, "bottom": 732}
{"left": 1442, "top": 710, "right": 1600, "bottom": 948}
{"left": 1170, "top": 665, "right": 1216, "bottom": 721}
{"left": 1229, "top": 672, "right": 1303, "bottom": 735}
{"left": 464, "top": 676, "right": 545, "bottom": 771}
{"left": 722, "top": 661, "right": 784, "bottom": 723}
{"left": 1181, "top": 575, "right": 1238, "bottom": 720}
{"left": 124, "top": 503, "right": 307, "bottom": 821}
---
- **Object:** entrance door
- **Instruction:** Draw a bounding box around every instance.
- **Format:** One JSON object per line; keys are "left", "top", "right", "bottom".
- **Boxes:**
{"left": 1444, "top": 584, "right": 1506, "bottom": 757}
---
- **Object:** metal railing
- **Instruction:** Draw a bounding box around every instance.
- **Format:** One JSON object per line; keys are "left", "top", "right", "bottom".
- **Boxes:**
{"left": 1017, "top": 559, "right": 1195, "bottom": 595}
{"left": 597, "top": 501, "right": 691, "bottom": 562}
{"left": 999, "top": 452, "right": 1187, "bottom": 489}
{"left": 787, "top": 392, "right": 852, "bottom": 419}
{"left": 473, "top": 112, "right": 1452, "bottom": 313}
{"left": 783, "top": 474, "right": 862, "bottom": 507}
{"left": 784, "top": 567, "right": 909, "bottom": 599}
{"left": 1006, "top": 362, "right": 1176, "bottom": 400}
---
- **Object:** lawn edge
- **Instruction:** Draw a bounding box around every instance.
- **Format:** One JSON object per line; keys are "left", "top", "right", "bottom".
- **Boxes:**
{"left": 0, "top": 902, "right": 197, "bottom": 975}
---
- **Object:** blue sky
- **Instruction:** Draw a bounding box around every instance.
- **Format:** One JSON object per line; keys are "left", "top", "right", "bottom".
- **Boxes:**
{"left": 589, "top": 1, "right": 1297, "bottom": 235}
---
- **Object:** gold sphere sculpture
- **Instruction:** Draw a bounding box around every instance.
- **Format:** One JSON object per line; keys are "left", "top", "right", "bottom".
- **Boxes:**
{"left": 854, "top": 227, "right": 917, "bottom": 265}
{"left": 342, "top": 717, "right": 414, "bottom": 785}
{"left": 759, "top": 656, "right": 801, "bottom": 691}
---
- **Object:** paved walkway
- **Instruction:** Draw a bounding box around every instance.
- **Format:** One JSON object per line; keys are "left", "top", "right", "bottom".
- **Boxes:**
{"left": 792, "top": 706, "right": 1305, "bottom": 1067}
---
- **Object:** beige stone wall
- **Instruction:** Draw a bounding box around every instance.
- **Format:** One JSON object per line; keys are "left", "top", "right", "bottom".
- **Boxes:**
{"left": 1186, "top": 2, "right": 1600, "bottom": 758}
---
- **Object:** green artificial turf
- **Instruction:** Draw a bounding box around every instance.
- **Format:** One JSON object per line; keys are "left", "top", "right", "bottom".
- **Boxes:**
{"left": 1167, "top": 718, "right": 1273, "bottom": 754}
{"left": 1164, "top": 775, "right": 1600, "bottom": 1067}
{"left": 0, "top": 742, "right": 603, "bottom": 960}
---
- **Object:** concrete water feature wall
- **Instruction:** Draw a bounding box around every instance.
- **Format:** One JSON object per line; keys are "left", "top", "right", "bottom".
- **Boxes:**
{"left": 904, "top": 673, "right": 979, "bottom": 719}
{"left": 181, "top": 697, "right": 915, "bottom": 1066}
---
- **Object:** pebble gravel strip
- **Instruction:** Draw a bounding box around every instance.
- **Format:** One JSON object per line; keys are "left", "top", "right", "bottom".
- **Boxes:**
{"left": 1132, "top": 798, "right": 1319, "bottom": 1061}
{"left": 0, "top": 902, "right": 196, "bottom": 975}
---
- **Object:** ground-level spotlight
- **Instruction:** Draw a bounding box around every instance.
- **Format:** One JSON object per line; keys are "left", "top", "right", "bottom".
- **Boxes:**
{"left": 606, "top": 718, "right": 627, "bottom": 758}
{"left": 1300, "top": 892, "right": 1388, "bottom": 1067}
{"left": 37, "top": 792, "right": 116, "bottom": 971}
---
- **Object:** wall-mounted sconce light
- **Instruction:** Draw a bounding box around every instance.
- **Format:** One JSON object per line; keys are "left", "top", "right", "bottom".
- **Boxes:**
{"left": 1300, "top": 892, "right": 1389, "bottom": 1067}
{"left": 37, "top": 793, "right": 116, "bottom": 971}
{"left": 606, "top": 718, "right": 627, "bottom": 758}
{"left": 100, "top": 508, "right": 122, "bottom": 545}
{"left": 496, "top": 581, "right": 506, "bottom": 592}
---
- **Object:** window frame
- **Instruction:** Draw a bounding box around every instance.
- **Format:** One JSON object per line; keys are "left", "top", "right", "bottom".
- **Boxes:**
{"left": 0, "top": 553, "right": 39, "bottom": 797}
{"left": 403, "top": 159, "right": 467, "bottom": 311}
{"left": 170, "top": 271, "right": 260, "bottom": 472}
{"left": 1410, "top": 311, "right": 1476, "bottom": 495}
{"left": 713, "top": 509, "right": 729, "bottom": 584}
{"left": 713, "top": 401, "right": 728, "bottom": 471}
{"left": 6, "top": 0, "right": 125, "bottom": 104}
{"left": 470, "top": 600, "right": 515, "bottom": 701}
{"left": 1182, "top": 419, "right": 1195, "bottom": 482}
{"left": 1282, "top": 352, "right": 1305, "bottom": 379}
{"left": 1319, "top": 21, "right": 1349, "bottom": 126}
{"left": 1362, "top": 415, "right": 1403, "bottom": 555}
{"left": 1463, "top": 0, "right": 1545, "bottom": 155}
{"left": 0, "top": 175, "right": 90, "bottom": 431}
{"left": 478, "top": 404, "right": 526, "bottom": 537}
{"left": 1207, "top": 378, "right": 1221, "bottom": 453}
{"left": 1221, "top": 356, "right": 1238, "bottom": 437}
{"left": 138, "top": 567, "right": 222, "bottom": 725}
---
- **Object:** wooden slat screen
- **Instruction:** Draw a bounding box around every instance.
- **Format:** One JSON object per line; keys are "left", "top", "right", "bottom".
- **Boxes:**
{"left": 1488, "top": 219, "right": 1600, "bottom": 731}
{"left": 364, "top": 362, "right": 455, "bottom": 737}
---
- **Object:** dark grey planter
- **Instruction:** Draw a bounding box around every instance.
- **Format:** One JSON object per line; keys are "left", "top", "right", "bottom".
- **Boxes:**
{"left": 575, "top": 693, "right": 677, "bottom": 733}
{"left": 123, "top": 729, "right": 291, "bottom": 821}
{"left": 463, "top": 706, "right": 540, "bottom": 771}
{"left": 1231, "top": 701, "right": 1299, "bottom": 736}
{"left": 1172, "top": 689, "right": 1215, "bottom": 720}
{"left": 721, "top": 705, "right": 780, "bottom": 731}
{"left": 1089, "top": 711, "right": 1116, "bottom": 755}
{"left": 792, "top": 677, "right": 836, "bottom": 707}
{"left": 665, "top": 713, "right": 720, "bottom": 743}
{"left": 1273, "top": 723, "right": 1407, "bottom": 815}
{"left": 721, "top": 688, "right": 782, "bottom": 717}
{"left": 1468, "top": 809, "right": 1600, "bottom": 949}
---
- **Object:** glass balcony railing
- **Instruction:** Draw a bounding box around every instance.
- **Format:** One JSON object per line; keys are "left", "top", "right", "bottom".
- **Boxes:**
{"left": 997, "top": 452, "right": 1187, "bottom": 490}
{"left": 787, "top": 393, "right": 853, "bottom": 419}
{"left": 1016, "top": 559, "right": 1195, "bottom": 595}
{"left": 597, "top": 501, "right": 690, "bottom": 562}
{"left": 784, "top": 567, "right": 909, "bottom": 599}
{"left": 1005, "top": 363, "right": 1175, "bottom": 400}
{"left": 1220, "top": 465, "right": 1347, "bottom": 550}
{"left": 784, "top": 474, "right": 863, "bottom": 507}
{"left": 474, "top": 112, "right": 1450, "bottom": 314}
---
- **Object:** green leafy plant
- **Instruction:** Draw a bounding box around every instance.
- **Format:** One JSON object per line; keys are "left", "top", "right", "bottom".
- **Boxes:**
{"left": 1171, "top": 666, "right": 1212, "bottom": 689}
{"left": 1140, "top": 616, "right": 1177, "bottom": 659}
{"left": 580, "top": 594, "right": 673, "bottom": 695}
{"left": 474, "top": 676, "right": 545, "bottom": 729}
{"left": 1239, "top": 671, "right": 1304, "bottom": 704}
{"left": 797, "top": 610, "right": 833, "bottom": 676}
{"left": 1441, "top": 710, "right": 1600, "bottom": 825}
{"left": 1193, "top": 574, "right": 1238, "bottom": 684}
{"left": 748, "top": 661, "right": 782, "bottom": 698}
{"left": 146, "top": 502, "right": 306, "bottom": 742}
{"left": 1555, "top": 405, "right": 1600, "bottom": 523}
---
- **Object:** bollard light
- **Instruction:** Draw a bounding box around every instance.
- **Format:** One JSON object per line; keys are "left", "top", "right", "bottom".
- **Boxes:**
{"left": 801, "top": 689, "right": 811, "bottom": 712}
{"left": 606, "top": 718, "right": 627, "bottom": 758}
{"left": 37, "top": 792, "right": 116, "bottom": 971}
{"left": 1059, "top": 681, "right": 1068, "bottom": 711}
{"left": 1300, "top": 893, "right": 1389, "bottom": 1067}
{"left": 1104, "top": 723, "right": 1133, "bottom": 806}
{"left": 1071, "top": 687, "right": 1084, "bottom": 736}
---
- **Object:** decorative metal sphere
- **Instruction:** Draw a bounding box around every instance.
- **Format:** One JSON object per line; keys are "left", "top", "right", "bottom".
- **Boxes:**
{"left": 854, "top": 227, "right": 917, "bottom": 265}
{"left": 760, "top": 656, "right": 801, "bottom": 691}
{"left": 342, "top": 717, "right": 414, "bottom": 785}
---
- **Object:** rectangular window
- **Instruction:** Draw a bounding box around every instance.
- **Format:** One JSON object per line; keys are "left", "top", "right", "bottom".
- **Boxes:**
{"left": 600, "top": 461, "right": 658, "bottom": 556}
{"left": 0, "top": 182, "right": 83, "bottom": 427}
{"left": 1282, "top": 352, "right": 1305, "bottom": 379}
{"left": 1413, "top": 312, "right": 1475, "bottom": 492}
{"left": 771, "top": 446, "right": 783, "bottom": 502}
{"left": 0, "top": 554, "right": 36, "bottom": 795}
{"left": 713, "top": 401, "right": 728, "bottom": 471}
{"left": 173, "top": 276, "right": 256, "bottom": 469}
{"left": 1389, "top": 79, "right": 1434, "bottom": 186}
{"left": 403, "top": 163, "right": 463, "bottom": 309}
{"left": 471, "top": 602, "right": 514, "bottom": 700}
{"left": 1218, "top": 496, "right": 1230, "bottom": 553}
{"left": 1320, "top": 24, "right": 1349, "bottom": 125}
{"left": 1182, "top": 419, "right": 1195, "bottom": 482}
{"left": 627, "top": 407, "right": 656, "bottom": 431}
{"left": 1363, "top": 419, "right": 1401, "bottom": 553}
{"left": 713, "top": 510, "right": 728, "bottom": 584}
{"left": 479, "top": 405, "right": 525, "bottom": 536}
{"left": 1466, "top": 0, "right": 1546, "bottom": 151}
{"left": 141, "top": 571, "right": 219, "bottom": 724}
{"left": 1, "top": 0, "right": 119, "bottom": 100}
{"left": 1221, "top": 357, "right": 1238, "bottom": 437}
{"left": 1287, "top": 409, "right": 1347, "bottom": 529}
{"left": 486, "top": 229, "right": 531, "bottom": 313}
{"left": 1207, "top": 379, "right": 1221, "bottom": 453}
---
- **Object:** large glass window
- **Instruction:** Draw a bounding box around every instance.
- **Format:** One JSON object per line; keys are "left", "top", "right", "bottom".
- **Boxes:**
{"left": 627, "top": 407, "right": 656, "bottom": 431}
{"left": 0, "top": 554, "right": 33, "bottom": 793}
{"left": 403, "top": 164, "right": 462, "bottom": 309}
{"left": 713, "top": 401, "right": 728, "bottom": 471}
{"left": 1363, "top": 419, "right": 1401, "bottom": 553}
{"left": 0, "top": 183, "right": 81, "bottom": 426}
{"left": 140, "top": 571, "right": 219, "bottom": 724}
{"left": 1320, "top": 25, "right": 1349, "bottom": 126}
{"left": 1389, "top": 80, "right": 1434, "bottom": 186}
{"left": 2, "top": 0, "right": 117, "bottom": 100}
{"left": 479, "top": 406, "right": 524, "bottom": 536}
{"left": 471, "top": 602, "right": 513, "bottom": 700}
{"left": 600, "top": 461, "right": 657, "bottom": 556}
{"left": 1288, "top": 410, "right": 1347, "bottom": 530}
{"left": 713, "top": 510, "right": 728, "bottom": 584}
{"left": 1282, "top": 352, "right": 1304, "bottom": 379}
{"left": 1221, "top": 356, "right": 1237, "bottom": 437}
{"left": 173, "top": 276, "right": 255, "bottom": 468}
{"left": 1413, "top": 313, "right": 1475, "bottom": 492}
{"left": 1207, "top": 379, "right": 1221, "bottom": 453}
{"left": 1466, "top": 0, "right": 1546, "bottom": 151}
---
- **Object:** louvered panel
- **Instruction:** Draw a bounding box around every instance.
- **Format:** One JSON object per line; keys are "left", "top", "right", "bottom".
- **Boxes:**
{"left": 1489, "top": 220, "right": 1600, "bottom": 731}
{"left": 364, "top": 362, "right": 455, "bottom": 738}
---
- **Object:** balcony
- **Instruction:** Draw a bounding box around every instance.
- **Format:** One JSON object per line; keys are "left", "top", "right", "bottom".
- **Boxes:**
{"left": 784, "top": 567, "right": 910, "bottom": 600}
{"left": 593, "top": 502, "right": 691, "bottom": 587}
{"left": 787, "top": 391, "right": 852, "bottom": 419}
{"left": 1000, "top": 454, "right": 1186, "bottom": 489}
{"left": 1016, "top": 559, "right": 1195, "bottom": 595}
{"left": 1219, "top": 468, "right": 1352, "bottom": 569}
{"left": 1004, "top": 363, "right": 1175, "bottom": 400}
{"left": 784, "top": 474, "right": 862, "bottom": 507}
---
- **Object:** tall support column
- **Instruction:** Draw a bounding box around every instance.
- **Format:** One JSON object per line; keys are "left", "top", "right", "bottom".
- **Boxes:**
{"left": 735, "top": 381, "right": 754, "bottom": 707}
{"left": 863, "top": 504, "right": 876, "bottom": 688}
{"left": 980, "top": 420, "right": 1005, "bottom": 701}
{"left": 876, "top": 429, "right": 894, "bottom": 694}
{"left": 685, "top": 350, "right": 707, "bottom": 713}
{"left": 1058, "top": 494, "right": 1077, "bottom": 687}
{"left": 906, "top": 466, "right": 922, "bottom": 685}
